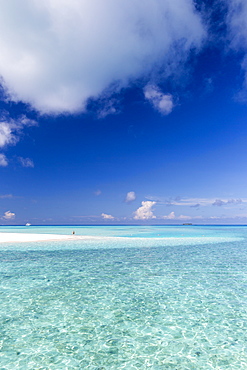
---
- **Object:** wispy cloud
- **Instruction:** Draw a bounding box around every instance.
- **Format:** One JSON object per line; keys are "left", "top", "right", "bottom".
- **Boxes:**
{"left": 146, "top": 196, "right": 246, "bottom": 207}
{"left": 133, "top": 201, "right": 156, "bottom": 220}
{"left": 0, "top": 0, "right": 205, "bottom": 114}
{"left": 18, "top": 157, "right": 34, "bottom": 168}
{"left": 212, "top": 199, "right": 227, "bottom": 207}
{"left": 125, "top": 191, "right": 136, "bottom": 203}
{"left": 212, "top": 198, "right": 243, "bottom": 206}
{"left": 162, "top": 211, "right": 176, "bottom": 219}
{"left": 144, "top": 85, "right": 174, "bottom": 115}
{"left": 0, "top": 153, "right": 8, "bottom": 167}
{"left": 190, "top": 203, "right": 201, "bottom": 208}
{"left": 146, "top": 196, "right": 212, "bottom": 206}
{"left": 0, "top": 114, "right": 37, "bottom": 149}
{"left": 93, "top": 96, "right": 121, "bottom": 119}
{"left": 226, "top": 0, "right": 247, "bottom": 99}
{"left": 178, "top": 214, "right": 192, "bottom": 220}
{"left": 0, "top": 194, "right": 13, "bottom": 199}
{"left": 172, "top": 197, "right": 215, "bottom": 206}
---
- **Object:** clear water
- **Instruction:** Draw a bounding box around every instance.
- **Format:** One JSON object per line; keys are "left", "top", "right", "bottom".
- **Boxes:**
{"left": 0, "top": 225, "right": 247, "bottom": 369}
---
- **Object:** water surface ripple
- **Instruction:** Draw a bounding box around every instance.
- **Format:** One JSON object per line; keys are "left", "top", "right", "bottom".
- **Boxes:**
{"left": 0, "top": 226, "right": 247, "bottom": 369}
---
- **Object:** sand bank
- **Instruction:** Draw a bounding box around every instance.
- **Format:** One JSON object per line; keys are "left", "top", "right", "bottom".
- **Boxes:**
{"left": 0, "top": 232, "right": 240, "bottom": 245}
{"left": 0, "top": 232, "right": 90, "bottom": 243}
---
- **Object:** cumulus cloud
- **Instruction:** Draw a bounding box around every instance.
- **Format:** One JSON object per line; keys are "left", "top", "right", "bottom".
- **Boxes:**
{"left": 125, "top": 191, "right": 136, "bottom": 203}
{"left": 0, "top": 115, "right": 37, "bottom": 148}
{"left": 162, "top": 211, "right": 176, "bottom": 219}
{"left": 0, "top": 0, "right": 205, "bottom": 115}
{"left": 144, "top": 85, "right": 174, "bottom": 115}
{"left": 134, "top": 201, "right": 156, "bottom": 220}
{"left": 0, "top": 153, "right": 8, "bottom": 166}
{"left": 18, "top": 157, "right": 34, "bottom": 168}
{"left": 3, "top": 210, "right": 15, "bottom": 220}
{"left": 101, "top": 213, "right": 114, "bottom": 220}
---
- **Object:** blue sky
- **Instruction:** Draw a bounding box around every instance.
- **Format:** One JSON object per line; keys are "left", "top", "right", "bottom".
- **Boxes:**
{"left": 1, "top": 0, "right": 247, "bottom": 225}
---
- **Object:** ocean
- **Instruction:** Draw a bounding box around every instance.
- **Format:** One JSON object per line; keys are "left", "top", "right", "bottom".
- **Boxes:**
{"left": 0, "top": 225, "right": 247, "bottom": 369}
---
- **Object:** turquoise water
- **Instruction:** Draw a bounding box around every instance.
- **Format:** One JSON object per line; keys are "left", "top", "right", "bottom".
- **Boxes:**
{"left": 0, "top": 226, "right": 247, "bottom": 369}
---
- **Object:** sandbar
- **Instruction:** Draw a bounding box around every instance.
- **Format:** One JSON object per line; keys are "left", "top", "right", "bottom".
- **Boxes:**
{"left": 0, "top": 232, "right": 90, "bottom": 243}
{"left": 0, "top": 232, "right": 240, "bottom": 245}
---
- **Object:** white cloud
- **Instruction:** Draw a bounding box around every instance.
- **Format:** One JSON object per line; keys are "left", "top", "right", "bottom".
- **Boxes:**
{"left": 0, "top": 153, "right": 8, "bottom": 166}
{"left": 226, "top": 0, "right": 247, "bottom": 98}
{"left": 101, "top": 213, "right": 114, "bottom": 220}
{"left": 125, "top": 191, "right": 136, "bottom": 203}
{"left": 134, "top": 201, "right": 156, "bottom": 220}
{"left": 0, "top": 0, "right": 205, "bottom": 115}
{"left": 227, "top": 0, "right": 247, "bottom": 49}
{"left": 162, "top": 212, "right": 192, "bottom": 220}
{"left": 178, "top": 214, "right": 192, "bottom": 220}
{"left": 162, "top": 211, "right": 176, "bottom": 219}
{"left": 18, "top": 157, "right": 34, "bottom": 168}
{"left": 3, "top": 210, "right": 15, "bottom": 220}
{"left": 0, "top": 115, "right": 37, "bottom": 148}
{"left": 0, "top": 122, "right": 13, "bottom": 147}
{"left": 144, "top": 85, "right": 174, "bottom": 115}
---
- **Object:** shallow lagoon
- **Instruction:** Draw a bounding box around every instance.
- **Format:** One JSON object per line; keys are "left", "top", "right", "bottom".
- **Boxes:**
{"left": 0, "top": 226, "right": 247, "bottom": 369}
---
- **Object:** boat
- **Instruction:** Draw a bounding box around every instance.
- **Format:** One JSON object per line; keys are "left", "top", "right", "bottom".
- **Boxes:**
{"left": 25, "top": 223, "right": 31, "bottom": 226}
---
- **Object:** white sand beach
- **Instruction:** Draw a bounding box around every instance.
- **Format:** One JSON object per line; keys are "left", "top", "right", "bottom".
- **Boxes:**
{"left": 0, "top": 232, "right": 89, "bottom": 243}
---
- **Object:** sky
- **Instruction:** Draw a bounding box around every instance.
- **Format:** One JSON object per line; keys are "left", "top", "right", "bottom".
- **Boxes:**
{"left": 1, "top": 0, "right": 247, "bottom": 225}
